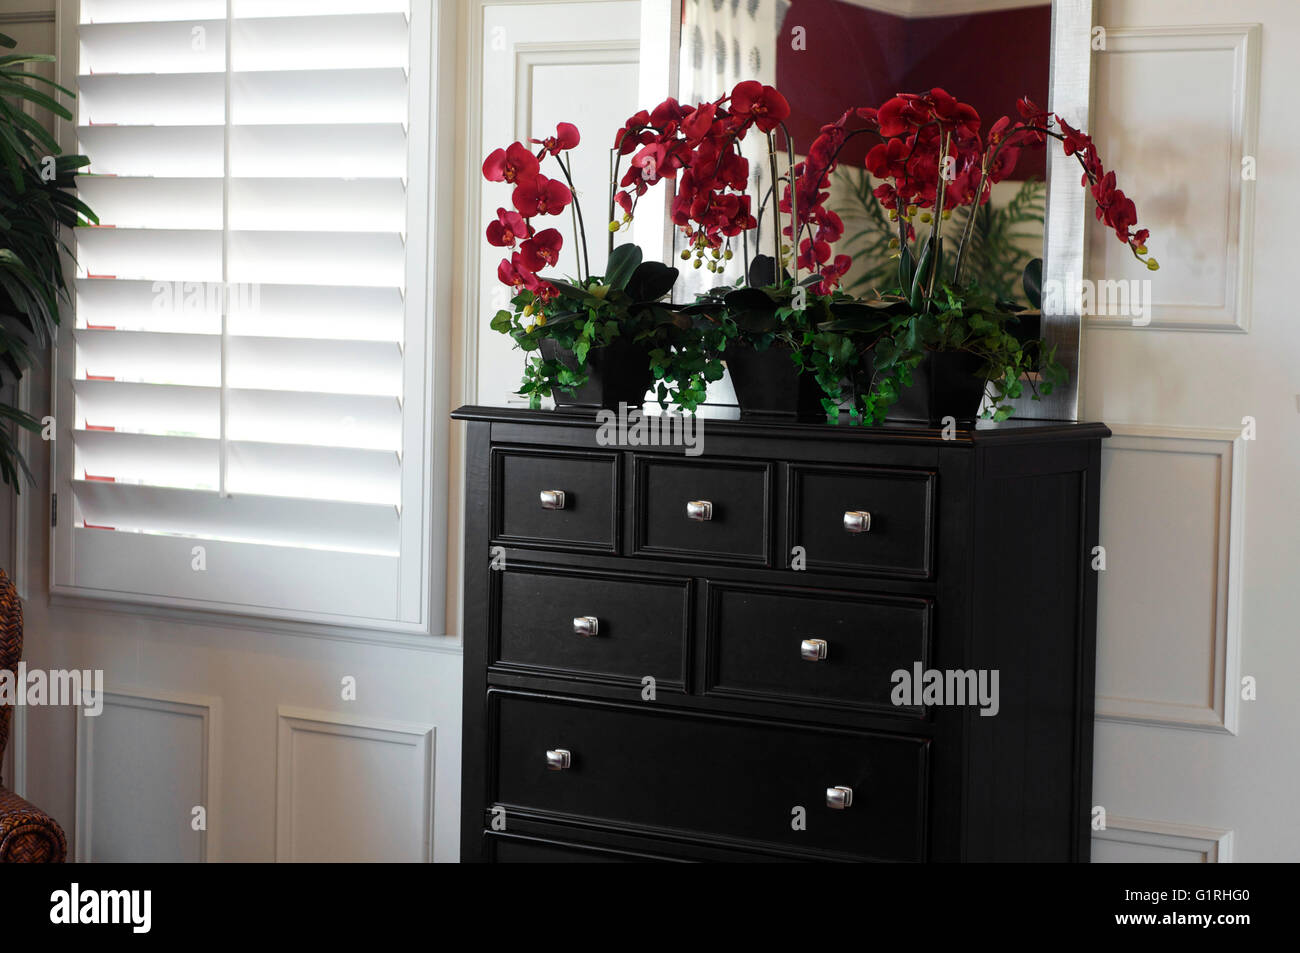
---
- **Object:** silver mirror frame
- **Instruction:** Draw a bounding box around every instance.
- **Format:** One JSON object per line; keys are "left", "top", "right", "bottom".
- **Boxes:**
{"left": 1033, "top": 0, "right": 1095, "bottom": 421}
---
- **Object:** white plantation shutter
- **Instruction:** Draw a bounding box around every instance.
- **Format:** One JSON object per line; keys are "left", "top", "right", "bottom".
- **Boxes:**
{"left": 53, "top": 0, "right": 435, "bottom": 627}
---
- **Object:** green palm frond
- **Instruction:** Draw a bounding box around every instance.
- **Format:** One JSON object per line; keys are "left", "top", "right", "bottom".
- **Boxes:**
{"left": 0, "top": 30, "right": 97, "bottom": 490}
{"left": 834, "top": 168, "right": 1045, "bottom": 305}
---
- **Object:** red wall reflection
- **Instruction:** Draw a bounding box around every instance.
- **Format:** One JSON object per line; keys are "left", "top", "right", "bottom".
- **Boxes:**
{"left": 776, "top": 0, "right": 1051, "bottom": 179}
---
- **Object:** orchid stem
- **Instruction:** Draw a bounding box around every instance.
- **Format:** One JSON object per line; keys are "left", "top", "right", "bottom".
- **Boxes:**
{"left": 554, "top": 154, "right": 590, "bottom": 282}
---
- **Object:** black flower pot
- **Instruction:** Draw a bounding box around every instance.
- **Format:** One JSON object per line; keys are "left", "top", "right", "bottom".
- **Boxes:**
{"left": 726, "top": 344, "right": 826, "bottom": 418}
{"left": 540, "top": 336, "right": 653, "bottom": 411}
{"left": 887, "top": 350, "right": 988, "bottom": 424}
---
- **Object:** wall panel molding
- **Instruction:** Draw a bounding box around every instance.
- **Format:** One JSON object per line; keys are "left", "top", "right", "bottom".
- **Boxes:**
{"left": 275, "top": 707, "right": 436, "bottom": 863}
{"left": 1089, "top": 24, "right": 1260, "bottom": 333}
{"left": 1094, "top": 815, "right": 1234, "bottom": 863}
{"left": 1095, "top": 425, "right": 1245, "bottom": 734}
{"left": 74, "top": 688, "right": 221, "bottom": 862}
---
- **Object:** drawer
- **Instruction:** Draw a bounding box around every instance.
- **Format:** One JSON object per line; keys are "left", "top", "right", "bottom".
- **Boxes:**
{"left": 493, "top": 691, "right": 928, "bottom": 861}
{"left": 633, "top": 456, "right": 772, "bottom": 565}
{"left": 485, "top": 832, "right": 680, "bottom": 863}
{"left": 706, "top": 583, "right": 931, "bottom": 715}
{"left": 493, "top": 565, "right": 690, "bottom": 690}
{"left": 787, "top": 464, "right": 935, "bottom": 577}
{"left": 492, "top": 447, "right": 619, "bottom": 552}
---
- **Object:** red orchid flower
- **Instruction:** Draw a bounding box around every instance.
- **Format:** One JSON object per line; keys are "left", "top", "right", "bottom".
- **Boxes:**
{"left": 518, "top": 228, "right": 564, "bottom": 273}
{"left": 485, "top": 208, "right": 532, "bottom": 248}
{"left": 816, "top": 255, "right": 852, "bottom": 296}
{"left": 482, "top": 142, "right": 540, "bottom": 184}
{"left": 730, "top": 80, "right": 790, "bottom": 133}
{"left": 497, "top": 254, "right": 531, "bottom": 292}
{"left": 532, "top": 122, "right": 580, "bottom": 157}
{"left": 512, "top": 175, "right": 572, "bottom": 217}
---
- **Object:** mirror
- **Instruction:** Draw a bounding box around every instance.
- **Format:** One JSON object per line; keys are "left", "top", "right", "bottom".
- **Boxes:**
{"left": 677, "top": 0, "right": 1085, "bottom": 417}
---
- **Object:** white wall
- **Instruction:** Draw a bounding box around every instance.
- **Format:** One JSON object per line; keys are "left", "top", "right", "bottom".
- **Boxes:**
{"left": 0, "top": 1, "right": 465, "bottom": 862}
{"left": 1084, "top": 0, "right": 1299, "bottom": 861}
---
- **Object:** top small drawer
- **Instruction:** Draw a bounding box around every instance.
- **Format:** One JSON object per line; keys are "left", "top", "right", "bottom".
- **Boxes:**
{"left": 492, "top": 448, "right": 619, "bottom": 552}
{"left": 633, "top": 456, "right": 772, "bottom": 565}
{"left": 788, "top": 463, "right": 935, "bottom": 578}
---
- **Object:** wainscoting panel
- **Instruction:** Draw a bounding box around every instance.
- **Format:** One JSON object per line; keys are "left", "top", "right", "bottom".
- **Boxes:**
{"left": 74, "top": 689, "right": 220, "bottom": 862}
{"left": 1088, "top": 25, "right": 1260, "bottom": 331}
{"left": 1095, "top": 427, "right": 1244, "bottom": 733}
{"left": 275, "top": 707, "right": 435, "bottom": 863}
{"left": 1093, "top": 816, "right": 1234, "bottom": 863}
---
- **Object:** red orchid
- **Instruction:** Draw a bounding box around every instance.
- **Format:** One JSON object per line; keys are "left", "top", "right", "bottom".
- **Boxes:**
{"left": 816, "top": 255, "right": 852, "bottom": 296}
{"left": 532, "top": 122, "right": 580, "bottom": 157}
{"left": 512, "top": 175, "right": 572, "bottom": 217}
{"left": 729, "top": 80, "right": 790, "bottom": 133}
{"left": 518, "top": 228, "right": 564, "bottom": 273}
{"left": 485, "top": 208, "right": 532, "bottom": 248}
{"left": 482, "top": 142, "right": 540, "bottom": 184}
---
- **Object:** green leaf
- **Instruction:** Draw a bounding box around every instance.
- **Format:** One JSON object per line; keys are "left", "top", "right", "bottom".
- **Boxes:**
{"left": 1022, "top": 257, "right": 1043, "bottom": 311}
{"left": 604, "top": 242, "right": 643, "bottom": 290}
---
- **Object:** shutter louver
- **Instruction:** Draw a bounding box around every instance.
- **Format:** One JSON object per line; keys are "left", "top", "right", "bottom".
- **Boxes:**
{"left": 62, "top": 0, "right": 426, "bottom": 624}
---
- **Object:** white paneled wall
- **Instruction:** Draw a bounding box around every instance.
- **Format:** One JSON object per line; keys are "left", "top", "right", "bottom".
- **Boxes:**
{"left": 1085, "top": 0, "right": 1300, "bottom": 861}
{"left": 0, "top": 0, "right": 464, "bottom": 862}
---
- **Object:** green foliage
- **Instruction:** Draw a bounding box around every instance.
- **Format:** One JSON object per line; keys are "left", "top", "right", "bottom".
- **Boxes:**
{"left": 490, "top": 245, "right": 725, "bottom": 412}
{"left": 948, "top": 177, "right": 1046, "bottom": 302}
{"left": 0, "top": 32, "right": 96, "bottom": 489}
{"left": 837, "top": 167, "right": 1045, "bottom": 306}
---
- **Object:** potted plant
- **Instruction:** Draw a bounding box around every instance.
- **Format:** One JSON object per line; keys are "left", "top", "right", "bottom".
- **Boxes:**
{"left": 613, "top": 83, "right": 871, "bottom": 417}
{"left": 483, "top": 124, "right": 725, "bottom": 411}
{"left": 783, "top": 89, "right": 1157, "bottom": 423}
{"left": 0, "top": 32, "right": 95, "bottom": 486}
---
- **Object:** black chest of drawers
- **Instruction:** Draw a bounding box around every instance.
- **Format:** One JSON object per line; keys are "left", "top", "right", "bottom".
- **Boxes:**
{"left": 452, "top": 406, "right": 1108, "bottom": 863}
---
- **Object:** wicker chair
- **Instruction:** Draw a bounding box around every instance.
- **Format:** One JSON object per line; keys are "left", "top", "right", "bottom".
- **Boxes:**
{"left": 0, "top": 569, "right": 67, "bottom": 862}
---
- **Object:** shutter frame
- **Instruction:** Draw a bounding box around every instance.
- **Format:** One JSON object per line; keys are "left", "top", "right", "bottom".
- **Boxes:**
{"left": 51, "top": 0, "right": 435, "bottom": 631}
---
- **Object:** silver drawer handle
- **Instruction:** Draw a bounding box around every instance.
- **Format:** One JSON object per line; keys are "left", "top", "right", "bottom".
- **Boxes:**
{"left": 843, "top": 510, "right": 871, "bottom": 534}
{"left": 540, "top": 489, "right": 567, "bottom": 510}
{"left": 826, "top": 786, "right": 853, "bottom": 810}
{"left": 686, "top": 500, "right": 713, "bottom": 522}
{"left": 545, "top": 748, "right": 572, "bottom": 771}
{"left": 573, "top": 616, "right": 599, "bottom": 638}
{"left": 800, "top": 638, "right": 828, "bottom": 662}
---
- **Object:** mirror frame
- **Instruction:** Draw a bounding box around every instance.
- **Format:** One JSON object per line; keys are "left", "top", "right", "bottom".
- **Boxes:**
{"left": 1039, "top": 0, "right": 1095, "bottom": 421}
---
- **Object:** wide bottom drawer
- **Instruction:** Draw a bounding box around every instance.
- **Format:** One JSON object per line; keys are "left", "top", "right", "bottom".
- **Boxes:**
{"left": 492, "top": 690, "right": 929, "bottom": 861}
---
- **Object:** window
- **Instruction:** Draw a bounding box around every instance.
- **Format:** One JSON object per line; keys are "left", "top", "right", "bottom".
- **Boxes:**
{"left": 53, "top": 0, "right": 435, "bottom": 629}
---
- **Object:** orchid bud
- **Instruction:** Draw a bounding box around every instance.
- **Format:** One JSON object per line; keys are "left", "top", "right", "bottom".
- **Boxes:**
{"left": 680, "top": 249, "right": 691, "bottom": 260}
{"left": 1135, "top": 244, "right": 1148, "bottom": 255}
{"left": 920, "top": 212, "right": 931, "bottom": 224}
{"left": 1146, "top": 258, "right": 1159, "bottom": 271}
{"left": 609, "top": 221, "right": 620, "bottom": 232}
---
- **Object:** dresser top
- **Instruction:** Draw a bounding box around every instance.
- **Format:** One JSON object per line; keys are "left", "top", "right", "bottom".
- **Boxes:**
{"left": 451, "top": 405, "right": 1110, "bottom": 447}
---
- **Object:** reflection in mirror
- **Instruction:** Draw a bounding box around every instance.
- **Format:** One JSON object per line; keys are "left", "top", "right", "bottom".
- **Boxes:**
{"left": 678, "top": 0, "right": 1051, "bottom": 306}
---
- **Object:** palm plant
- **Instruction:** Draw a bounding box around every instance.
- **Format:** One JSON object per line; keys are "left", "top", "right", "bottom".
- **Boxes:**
{"left": 836, "top": 167, "right": 1045, "bottom": 305}
{"left": 0, "top": 31, "right": 95, "bottom": 489}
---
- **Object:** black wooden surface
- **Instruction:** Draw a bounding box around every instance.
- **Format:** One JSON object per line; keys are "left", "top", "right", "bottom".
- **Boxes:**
{"left": 453, "top": 406, "right": 1108, "bottom": 863}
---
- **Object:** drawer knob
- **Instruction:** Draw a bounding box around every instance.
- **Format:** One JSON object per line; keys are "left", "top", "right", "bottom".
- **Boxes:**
{"left": 539, "top": 489, "right": 567, "bottom": 510}
{"left": 686, "top": 500, "right": 713, "bottom": 522}
{"left": 573, "top": 615, "right": 599, "bottom": 637}
{"left": 545, "top": 748, "right": 572, "bottom": 771}
{"left": 826, "top": 785, "right": 853, "bottom": 810}
{"left": 800, "top": 638, "right": 828, "bottom": 662}
{"left": 843, "top": 510, "right": 872, "bottom": 534}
